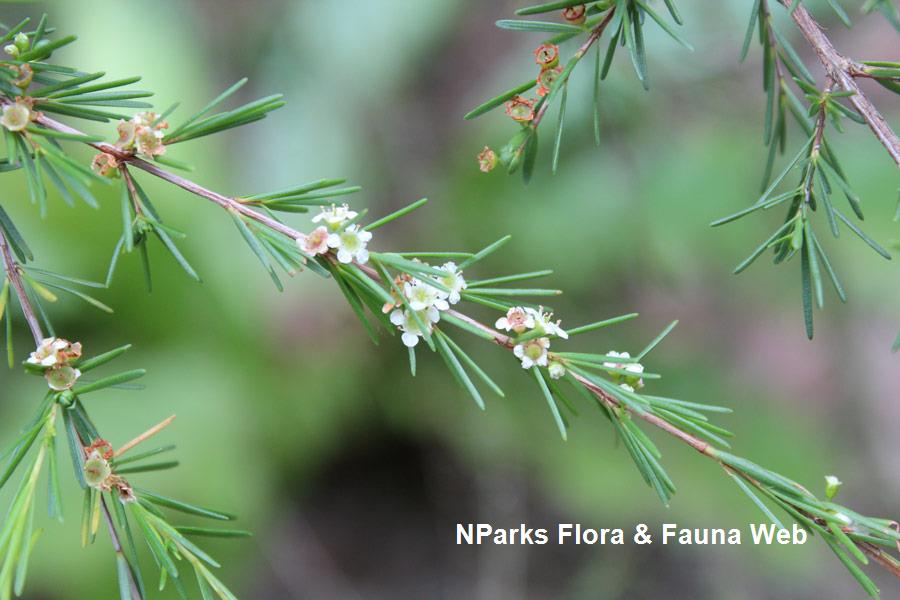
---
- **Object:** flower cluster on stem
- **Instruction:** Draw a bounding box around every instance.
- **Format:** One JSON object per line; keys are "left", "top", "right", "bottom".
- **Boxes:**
{"left": 26, "top": 337, "right": 83, "bottom": 390}
{"left": 301, "top": 203, "right": 372, "bottom": 264}
{"left": 497, "top": 306, "right": 568, "bottom": 377}
{"left": 386, "top": 262, "right": 467, "bottom": 347}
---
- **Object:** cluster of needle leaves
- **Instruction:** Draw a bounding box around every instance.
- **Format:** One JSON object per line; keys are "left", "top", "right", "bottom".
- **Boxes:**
{"left": 0, "top": 11, "right": 898, "bottom": 600}
{"left": 711, "top": 0, "right": 898, "bottom": 339}
{"left": 465, "top": 0, "right": 690, "bottom": 182}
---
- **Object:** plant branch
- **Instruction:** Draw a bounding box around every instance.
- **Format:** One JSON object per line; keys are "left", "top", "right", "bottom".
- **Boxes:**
{"left": 0, "top": 190, "right": 143, "bottom": 600}
{"left": 0, "top": 228, "right": 43, "bottom": 345}
{"left": 532, "top": 8, "right": 617, "bottom": 128}
{"left": 783, "top": 0, "right": 900, "bottom": 165}
{"left": 23, "top": 100, "right": 900, "bottom": 584}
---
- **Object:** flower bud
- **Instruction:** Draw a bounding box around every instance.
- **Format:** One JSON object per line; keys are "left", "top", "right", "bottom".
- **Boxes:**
{"left": 13, "top": 32, "right": 29, "bottom": 52}
{"left": 4, "top": 44, "right": 19, "bottom": 58}
{"left": 533, "top": 43, "right": 559, "bottom": 69}
{"left": 477, "top": 146, "right": 498, "bottom": 173}
{"left": 548, "top": 361, "right": 566, "bottom": 380}
{"left": 824, "top": 475, "right": 842, "bottom": 500}
{"left": 562, "top": 5, "right": 587, "bottom": 24}
{"left": 13, "top": 64, "right": 33, "bottom": 89}
{"left": 499, "top": 128, "right": 533, "bottom": 172}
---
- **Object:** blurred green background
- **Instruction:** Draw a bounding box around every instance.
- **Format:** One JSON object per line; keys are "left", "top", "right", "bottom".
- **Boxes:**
{"left": 0, "top": 0, "right": 898, "bottom": 598}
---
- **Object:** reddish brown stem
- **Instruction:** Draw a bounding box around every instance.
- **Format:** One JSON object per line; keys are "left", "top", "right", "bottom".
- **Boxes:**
{"left": 783, "top": 0, "right": 900, "bottom": 165}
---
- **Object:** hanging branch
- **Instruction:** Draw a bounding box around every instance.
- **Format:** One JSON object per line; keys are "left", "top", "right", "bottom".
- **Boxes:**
{"left": 785, "top": 0, "right": 900, "bottom": 165}
{"left": 0, "top": 10, "right": 898, "bottom": 600}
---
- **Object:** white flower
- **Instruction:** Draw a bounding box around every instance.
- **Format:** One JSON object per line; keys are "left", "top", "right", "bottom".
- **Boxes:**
{"left": 327, "top": 225, "right": 372, "bottom": 264}
{"left": 604, "top": 350, "right": 644, "bottom": 388}
{"left": 83, "top": 449, "right": 112, "bottom": 490}
{"left": 1, "top": 102, "right": 31, "bottom": 132}
{"left": 434, "top": 262, "right": 466, "bottom": 304}
{"left": 45, "top": 365, "right": 82, "bottom": 391}
{"left": 527, "top": 307, "right": 568, "bottom": 339}
{"left": 548, "top": 361, "right": 566, "bottom": 380}
{"left": 513, "top": 337, "right": 550, "bottom": 369}
{"left": 300, "top": 226, "right": 330, "bottom": 255}
{"left": 619, "top": 383, "right": 635, "bottom": 393}
{"left": 313, "top": 204, "right": 358, "bottom": 230}
{"left": 27, "top": 337, "right": 82, "bottom": 368}
{"left": 390, "top": 307, "right": 440, "bottom": 347}
{"left": 495, "top": 307, "right": 535, "bottom": 333}
{"left": 404, "top": 278, "right": 449, "bottom": 312}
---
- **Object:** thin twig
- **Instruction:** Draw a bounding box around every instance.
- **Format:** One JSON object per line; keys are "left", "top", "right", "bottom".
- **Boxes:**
{"left": 1, "top": 225, "right": 144, "bottom": 600}
{"left": 783, "top": 0, "right": 900, "bottom": 165}
{"left": 532, "top": 8, "right": 617, "bottom": 128}
{"left": 0, "top": 229, "right": 43, "bottom": 345}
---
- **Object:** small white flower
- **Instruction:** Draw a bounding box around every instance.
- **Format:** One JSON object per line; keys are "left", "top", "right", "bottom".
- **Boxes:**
{"left": 300, "top": 225, "right": 330, "bottom": 255}
{"left": 1, "top": 102, "right": 31, "bottom": 132}
{"left": 327, "top": 225, "right": 372, "bottom": 264}
{"left": 495, "top": 307, "right": 535, "bottom": 333}
{"left": 619, "top": 383, "right": 635, "bottom": 393}
{"left": 604, "top": 351, "right": 644, "bottom": 389}
{"left": 434, "top": 262, "right": 466, "bottom": 304}
{"left": 824, "top": 475, "right": 843, "bottom": 500}
{"left": 548, "top": 361, "right": 566, "bottom": 380}
{"left": 27, "top": 337, "right": 82, "bottom": 368}
{"left": 45, "top": 365, "right": 82, "bottom": 391}
{"left": 313, "top": 204, "right": 358, "bottom": 230}
{"left": 527, "top": 307, "right": 569, "bottom": 339}
{"left": 404, "top": 278, "right": 449, "bottom": 312}
{"left": 513, "top": 337, "right": 550, "bottom": 369}
{"left": 390, "top": 307, "right": 440, "bottom": 347}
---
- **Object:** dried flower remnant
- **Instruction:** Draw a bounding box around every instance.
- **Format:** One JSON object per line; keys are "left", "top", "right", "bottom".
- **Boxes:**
{"left": 562, "top": 5, "right": 587, "bottom": 24}
{"left": 91, "top": 152, "right": 120, "bottom": 176}
{"left": 82, "top": 439, "right": 136, "bottom": 502}
{"left": 533, "top": 43, "right": 559, "bottom": 69}
{"left": 505, "top": 95, "right": 535, "bottom": 123}
{"left": 477, "top": 146, "right": 498, "bottom": 172}
{"left": 115, "top": 111, "right": 169, "bottom": 158}
{"left": 12, "top": 64, "right": 33, "bottom": 89}
{"left": 537, "top": 66, "right": 563, "bottom": 97}
{"left": 1, "top": 100, "right": 32, "bottom": 132}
